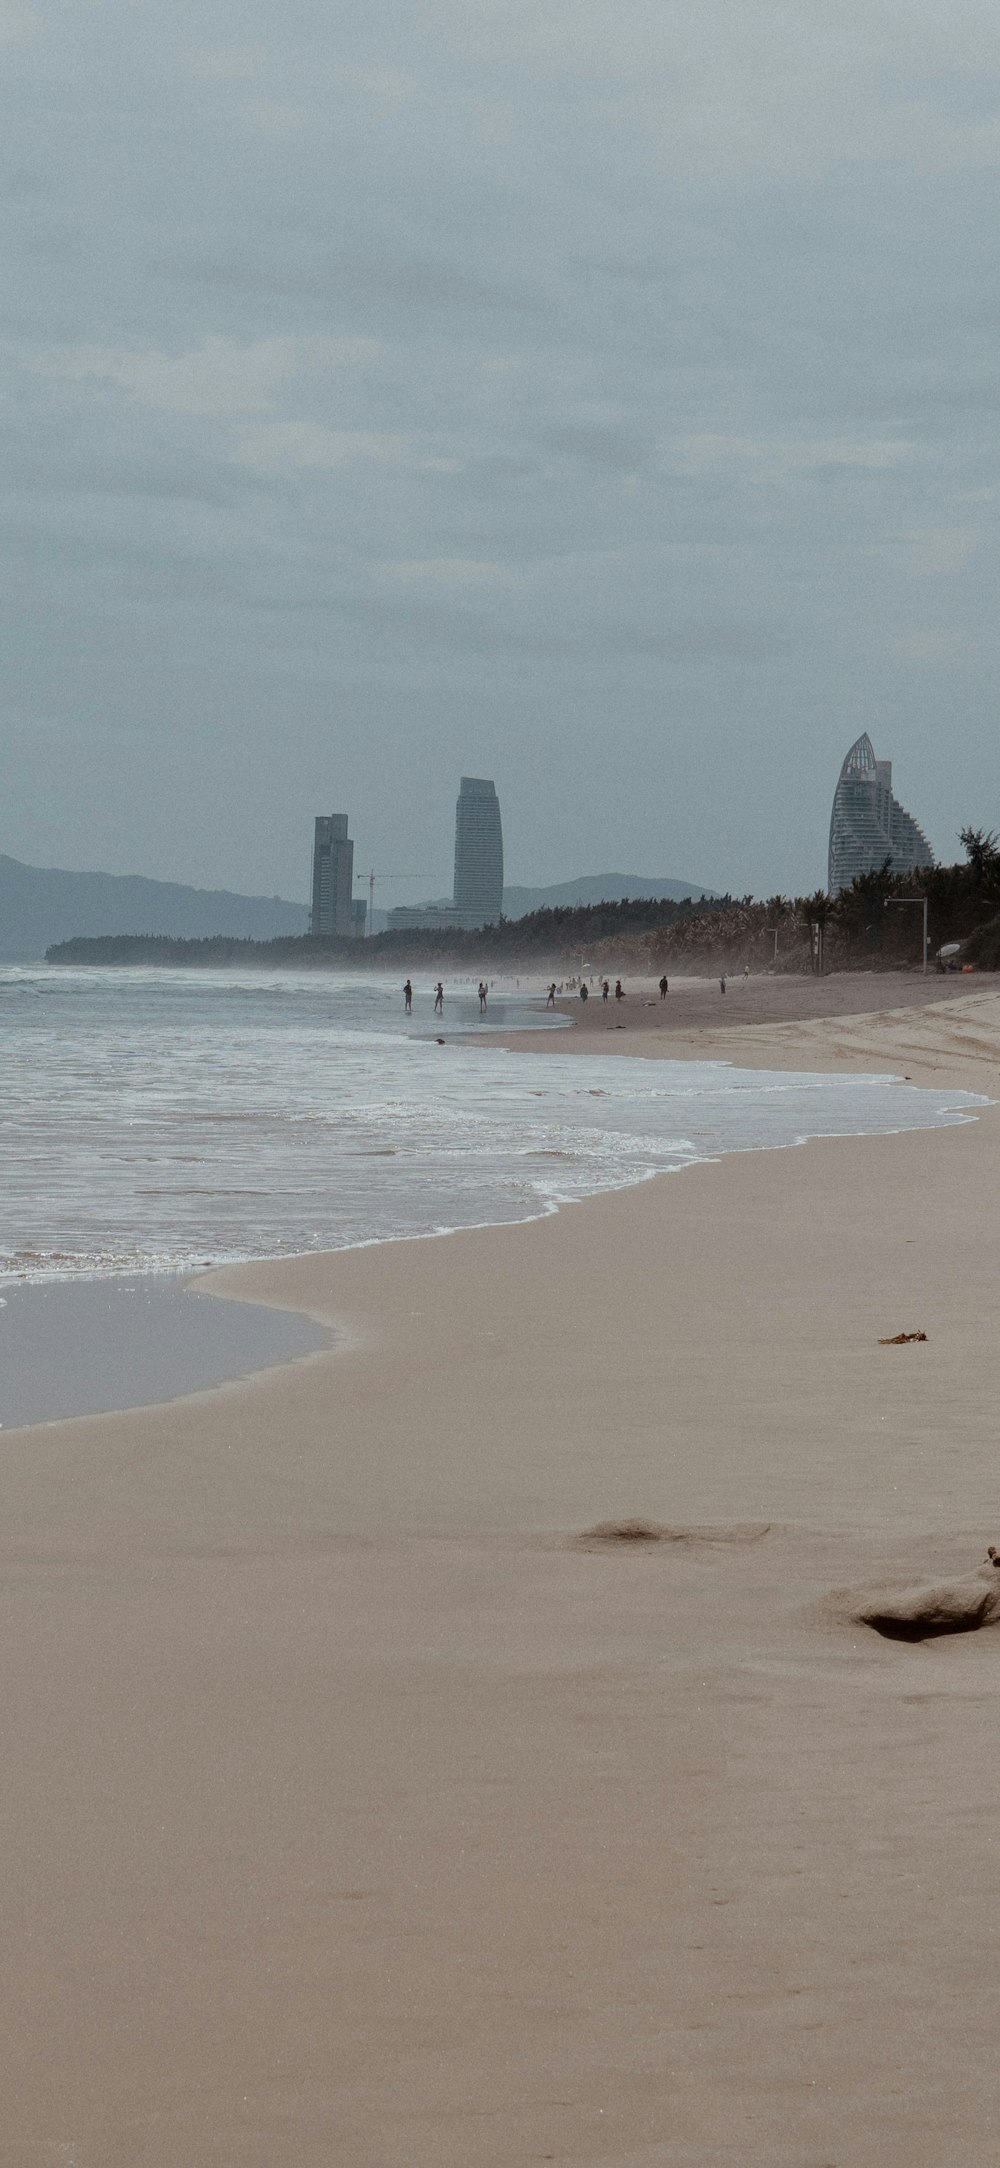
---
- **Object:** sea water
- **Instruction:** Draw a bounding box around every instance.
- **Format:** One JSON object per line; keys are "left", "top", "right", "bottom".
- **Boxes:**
{"left": 0, "top": 963, "right": 988, "bottom": 1284}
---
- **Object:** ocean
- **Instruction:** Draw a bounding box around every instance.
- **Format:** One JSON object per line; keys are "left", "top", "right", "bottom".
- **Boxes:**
{"left": 1, "top": 962, "right": 987, "bottom": 1285}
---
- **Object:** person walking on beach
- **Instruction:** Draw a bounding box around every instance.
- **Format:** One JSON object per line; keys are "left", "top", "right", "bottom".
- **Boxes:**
{"left": 546, "top": 982, "right": 557, "bottom": 1007}
{"left": 719, "top": 976, "right": 726, "bottom": 996}
{"left": 614, "top": 979, "right": 624, "bottom": 1001}
{"left": 478, "top": 981, "right": 488, "bottom": 1013}
{"left": 601, "top": 980, "right": 610, "bottom": 1002}
{"left": 658, "top": 974, "right": 668, "bottom": 999}
{"left": 579, "top": 981, "right": 589, "bottom": 1002}
{"left": 434, "top": 982, "right": 444, "bottom": 1013}
{"left": 403, "top": 979, "right": 413, "bottom": 1013}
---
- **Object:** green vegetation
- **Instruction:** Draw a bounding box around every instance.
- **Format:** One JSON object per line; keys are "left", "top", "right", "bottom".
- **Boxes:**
{"left": 44, "top": 833, "right": 1000, "bottom": 974}
{"left": 960, "top": 915, "right": 1000, "bottom": 970}
{"left": 46, "top": 894, "right": 726, "bottom": 969}
{"left": 614, "top": 830, "right": 1000, "bottom": 976}
{"left": 47, "top": 933, "right": 335, "bottom": 968}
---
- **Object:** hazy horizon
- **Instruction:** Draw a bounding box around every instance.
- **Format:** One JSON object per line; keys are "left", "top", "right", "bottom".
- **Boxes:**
{"left": 4, "top": 4, "right": 998, "bottom": 908}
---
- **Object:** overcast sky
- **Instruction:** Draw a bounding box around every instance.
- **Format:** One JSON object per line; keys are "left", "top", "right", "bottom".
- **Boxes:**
{"left": 4, "top": 1, "right": 999, "bottom": 905}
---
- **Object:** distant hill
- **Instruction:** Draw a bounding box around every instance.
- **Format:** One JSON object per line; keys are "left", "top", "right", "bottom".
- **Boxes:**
{"left": 0, "top": 853, "right": 307, "bottom": 958}
{"left": 502, "top": 873, "right": 716, "bottom": 916}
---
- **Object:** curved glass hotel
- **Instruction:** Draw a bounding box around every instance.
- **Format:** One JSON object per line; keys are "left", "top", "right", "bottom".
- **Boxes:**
{"left": 828, "top": 735, "right": 934, "bottom": 893}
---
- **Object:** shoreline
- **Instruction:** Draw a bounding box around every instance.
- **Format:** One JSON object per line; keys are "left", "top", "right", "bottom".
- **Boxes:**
{"left": 4, "top": 984, "right": 1000, "bottom": 2160}
{"left": 191, "top": 987, "right": 1000, "bottom": 1538}
{"left": 2, "top": 979, "right": 990, "bottom": 1434}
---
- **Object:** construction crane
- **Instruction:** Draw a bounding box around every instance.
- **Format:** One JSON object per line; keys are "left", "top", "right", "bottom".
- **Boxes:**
{"left": 355, "top": 870, "right": 447, "bottom": 933}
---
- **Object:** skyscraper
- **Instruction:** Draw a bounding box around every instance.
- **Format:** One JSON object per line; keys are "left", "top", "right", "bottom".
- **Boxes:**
{"left": 310, "top": 814, "right": 355, "bottom": 937}
{"left": 453, "top": 776, "right": 503, "bottom": 928}
{"left": 828, "top": 735, "right": 933, "bottom": 893}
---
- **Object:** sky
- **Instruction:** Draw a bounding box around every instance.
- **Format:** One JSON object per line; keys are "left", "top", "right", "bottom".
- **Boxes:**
{"left": 3, "top": 1, "right": 999, "bottom": 907}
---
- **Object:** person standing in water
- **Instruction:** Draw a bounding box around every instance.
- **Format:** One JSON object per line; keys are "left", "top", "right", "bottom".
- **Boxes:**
{"left": 546, "top": 983, "right": 557, "bottom": 1007}
{"left": 403, "top": 979, "right": 413, "bottom": 1013}
{"left": 434, "top": 982, "right": 444, "bottom": 1013}
{"left": 478, "top": 981, "right": 488, "bottom": 1013}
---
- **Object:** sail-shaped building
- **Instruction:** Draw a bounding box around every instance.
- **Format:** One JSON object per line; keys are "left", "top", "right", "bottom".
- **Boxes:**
{"left": 828, "top": 735, "right": 933, "bottom": 893}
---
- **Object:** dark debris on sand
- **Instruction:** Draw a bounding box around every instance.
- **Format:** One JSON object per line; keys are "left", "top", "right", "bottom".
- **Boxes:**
{"left": 576, "top": 1519, "right": 771, "bottom": 1550}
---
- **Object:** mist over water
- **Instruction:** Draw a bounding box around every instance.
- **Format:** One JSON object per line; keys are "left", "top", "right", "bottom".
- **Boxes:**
{"left": 0, "top": 965, "right": 987, "bottom": 1284}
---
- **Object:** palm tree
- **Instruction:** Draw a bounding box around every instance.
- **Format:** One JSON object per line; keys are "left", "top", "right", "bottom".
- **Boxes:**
{"left": 833, "top": 859, "right": 899, "bottom": 959}
{"left": 959, "top": 827, "right": 1000, "bottom": 882}
{"left": 797, "top": 890, "right": 833, "bottom": 974}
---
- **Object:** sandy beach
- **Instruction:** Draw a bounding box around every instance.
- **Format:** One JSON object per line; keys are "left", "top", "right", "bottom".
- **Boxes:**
{"left": 513, "top": 965, "right": 1000, "bottom": 1052}
{"left": 4, "top": 983, "right": 1000, "bottom": 2164}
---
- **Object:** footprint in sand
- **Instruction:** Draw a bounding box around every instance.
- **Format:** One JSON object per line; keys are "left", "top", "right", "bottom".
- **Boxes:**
{"left": 576, "top": 1519, "right": 771, "bottom": 1550}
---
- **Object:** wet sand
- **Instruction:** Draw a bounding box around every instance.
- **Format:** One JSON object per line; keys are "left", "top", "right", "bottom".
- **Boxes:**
{"left": 0, "top": 1275, "right": 330, "bottom": 1430}
{"left": 2, "top": 988, "right": 1000, "bottom": 2164}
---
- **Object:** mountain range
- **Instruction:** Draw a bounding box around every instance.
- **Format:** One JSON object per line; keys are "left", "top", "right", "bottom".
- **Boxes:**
{"left": 1, "top": 854, "right": 717, "bottom": 958}
{"left": 0, "top": 854, "right": 308, "bottom": 958}
{"left": 501, "top": 873, "right": 716, "bottom": 915}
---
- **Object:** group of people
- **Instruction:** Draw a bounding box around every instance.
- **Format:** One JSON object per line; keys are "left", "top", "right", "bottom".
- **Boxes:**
{"left": 543, "top": 970, "right": 738, "bottom": 1008}
{"left": 404, "top": 967, "right": 742, "bottom": 1020}
{"left": 402, "top": 979, "right": 489, "bottom": 1015}
{"left": 546, "top": 977, "right": 627, "bottom": 1005}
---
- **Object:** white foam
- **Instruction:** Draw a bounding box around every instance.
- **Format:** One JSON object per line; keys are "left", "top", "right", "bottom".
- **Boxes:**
{"left": 0, "top": 965, "right": 988, "bottom": 1281}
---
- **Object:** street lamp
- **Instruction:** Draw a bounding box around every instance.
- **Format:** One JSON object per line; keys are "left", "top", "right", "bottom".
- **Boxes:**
{"left": 887, "top": 896, "right": 929, "bottom": 974}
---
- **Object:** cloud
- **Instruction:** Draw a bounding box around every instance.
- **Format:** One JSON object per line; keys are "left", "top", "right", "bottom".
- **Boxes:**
{"left": 240, "top": 100, "right": 308, "bottom": 138}
{"left": 0, "top": 2, "right": 38, "bottom": 42}
{"left": 422, "top": 1, "right": 1000, "bottom": 177}
{"left": 182, "top": 47, "right": 267, "bottom": 81}
{"left": 329, "top": 63, "right": 419, "bottom": 106}
{"left": 231, "top": 424, "right": 411, "bottom": 474}
{"left": 890, "top": 628, "right": 961, "bottom": 663}
{"left": 614, "top": 618, "right": 794, "bottom": 661}
{"left": 907, "top": 525, "right": 978, "bottom": 573}
{"left": 23, "top": 335, "right": 382, "bottom": 418}
{"left": 389, "top": 557, "right": 510, "bottom": 585}
{"left": 6, "top": 0, "right": 1000, "bottom": 896}
{"left": 540, "top": 422, "right": 649, "bottom": 471}
{"left": 673, "top": 435, "right": 922, "bottom": 480}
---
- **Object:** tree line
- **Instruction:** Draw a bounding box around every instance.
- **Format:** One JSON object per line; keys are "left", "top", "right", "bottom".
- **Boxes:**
{"left": 44, "top": 832, "right": 1000, "bottom": 974}
{"left": 606, "top": 830, "right": 1000, "bottom": 976}
{"left": 45, "top": 893, "right": 724, "bottom": 968}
